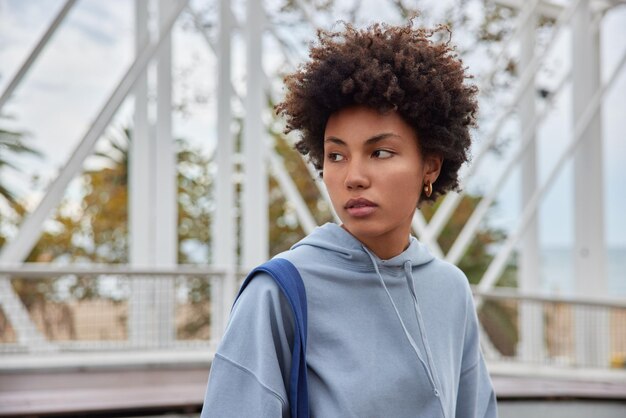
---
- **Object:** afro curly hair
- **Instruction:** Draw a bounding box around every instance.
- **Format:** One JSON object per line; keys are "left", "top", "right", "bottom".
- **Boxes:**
{"left": 275, "top": 21, "right": 479, "bottom": 203}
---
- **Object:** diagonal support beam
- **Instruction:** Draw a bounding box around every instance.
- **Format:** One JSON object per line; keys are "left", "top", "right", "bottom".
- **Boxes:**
{"left": 0, "top": 0, "right": 188, "bottom": 264}
{"left": 0, "top": 0, "right": 77, "bottom": 113}
{"left": 268, "top": 148, "right": 318, "bottom": 235}
{"left": 412, "top": 214, "right": 444, "bottom": 258}
{"left": 477, "top": 49, "right": 626, "bottom": 293}
{"left": 445, "top": 70, "right": 570, "bottom": 265}
{"left": 425, "top": 0, "right": 583, "bottom": 247}
{"left": 0, "top": 0, "right": 189, "bottom": 349}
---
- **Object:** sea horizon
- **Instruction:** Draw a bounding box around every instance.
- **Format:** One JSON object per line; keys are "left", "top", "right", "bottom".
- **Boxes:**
{"left": 541, "top": 246, "right": 626, "bottom": 297}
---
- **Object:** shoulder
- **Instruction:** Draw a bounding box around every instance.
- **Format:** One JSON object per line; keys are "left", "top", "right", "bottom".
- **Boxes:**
{"left": 221, "top": 271, "right": 295, "bottom": 354}
{"left": 273, "top": 244, "right": 325, "bottom": 268}
{"left": 419, "top": 257, "right": 473, "bottom": 306}
{"left": 231, "top": 272, "right": 290, "bottom": 321}
{"left": 426, "top": 257, "right": 471, "bottom": 288}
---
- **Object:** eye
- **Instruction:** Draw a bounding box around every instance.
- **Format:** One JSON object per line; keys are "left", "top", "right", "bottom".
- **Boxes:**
{"left": 327, "top": 152, "right": 345, "bottom": 162}
{"left": 372, "top": 149, "right": 394, "bottom": 159}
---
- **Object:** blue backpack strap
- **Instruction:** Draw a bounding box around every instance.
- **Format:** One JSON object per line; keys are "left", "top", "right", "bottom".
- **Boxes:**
{"left": 236, "top": 258, "right": 309, "bottom": 418}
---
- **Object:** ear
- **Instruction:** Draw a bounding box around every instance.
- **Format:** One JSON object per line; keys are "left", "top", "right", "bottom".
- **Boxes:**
{"left": 422, "top": 152, "right": 443, "bottom": 183}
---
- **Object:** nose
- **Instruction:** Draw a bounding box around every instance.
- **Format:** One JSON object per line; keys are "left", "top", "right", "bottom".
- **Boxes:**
{"left": 344, "top": 159, "right": 370, "bottom": 190}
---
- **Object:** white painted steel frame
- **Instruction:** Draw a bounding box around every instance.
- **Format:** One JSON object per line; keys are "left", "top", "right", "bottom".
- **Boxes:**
{"left": 426, "top": 0, "right": 584, "bottom": 247}
{"left": 1, "top": 0, "right": 622, "bottom": 362}
{"left": 129, "top": 0, "right": 154, "bottom": 347}
{"left": 572, "top": 0, "right": 608, "bottom": 367}
{"left": 0, "top": 0, "right": 189, "bottom": 350}
{"left": 129, "top": 0, "right": 180, "bottom": 348}
{"left": 189, "top": 3, "right": 344, "bottom": 244}
{"left": 210, "top": 0, "right": 237, "bottom": 346}
{"left": 518, "top": 5, "right": 544, "bottom": 363}
{"left": 3, "top": 263, "right": 625, "bottom": 369}
{"left": 268, "top": 149, "right": 318, "bottom": 234}
{"left": 154, "top": 0, "right": 178, "bottom": 346}
{"left": 445, "top": 70, "right": 571, "bottom": 265}
{"left": 0, "top": 0, "right": 79, "bottom": 350}
{"left": 478, "top": 49, "right": 626, "bottom": 292}
{"left": 189, "top": 3, "right": 335, "bottom": 342}
{"left": 242, "top": 0, "right": 268, "bottom": 270}
{"left": 189, "top": 3, "right": 322, "bottom": 244}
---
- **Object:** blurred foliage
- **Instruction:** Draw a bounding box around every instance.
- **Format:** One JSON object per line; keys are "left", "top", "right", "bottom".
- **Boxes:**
{"left": 22, "top": 127, "right": 213, "bottom": 267}
{"left": 2, "top": 127, "right": 214, "bottom": 340}
{"left": 0, "top": 124, "right": 41, "bottom": 206}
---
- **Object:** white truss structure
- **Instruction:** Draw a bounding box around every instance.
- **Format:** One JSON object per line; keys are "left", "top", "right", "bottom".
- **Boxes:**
{"left": 0, "top": 0, "right": 624, "bottom": 368}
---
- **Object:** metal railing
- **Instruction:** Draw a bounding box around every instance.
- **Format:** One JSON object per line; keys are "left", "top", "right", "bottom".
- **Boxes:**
{"left": 1, "top": 264, "right": 625, "bottom": 372}
{"left": 475, "top": 286, "right": 626, "bottom": 370}
{"left": 0, "top": 264, "right": 244, "bottom": 355}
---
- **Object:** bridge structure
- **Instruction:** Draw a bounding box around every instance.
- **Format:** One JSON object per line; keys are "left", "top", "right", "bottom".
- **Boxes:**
{"left": 0, "top": 0, "right": 625, "bottom": 416}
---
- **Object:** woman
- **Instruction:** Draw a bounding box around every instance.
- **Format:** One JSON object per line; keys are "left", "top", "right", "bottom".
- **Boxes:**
{"left": 201, "top": 21, "right": 497, "bottom": 418}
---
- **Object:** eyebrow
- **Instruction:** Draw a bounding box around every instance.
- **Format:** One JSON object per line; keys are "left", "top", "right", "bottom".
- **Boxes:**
{"left": 324, "top": 133, "right": 401, "bottom": 146}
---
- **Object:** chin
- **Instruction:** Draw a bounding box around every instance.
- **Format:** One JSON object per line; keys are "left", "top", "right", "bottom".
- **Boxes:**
{"left": 342, "top": 220, "right": 387, "bottom": 240}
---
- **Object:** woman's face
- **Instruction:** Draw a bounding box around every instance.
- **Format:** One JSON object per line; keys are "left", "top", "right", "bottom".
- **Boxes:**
{"left": 323, "top": 105, "right": 441, "bottom": 259}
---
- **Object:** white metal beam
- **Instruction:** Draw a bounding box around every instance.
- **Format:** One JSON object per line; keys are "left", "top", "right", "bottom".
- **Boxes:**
{"left": 0, "top": 0, "right": 189, "bottom": 349}
{"left": 153, "top": 0, "right": 178, "bottom": 347}
{"left": 190, "top": 5, "right": 339, "bottom": 231}
{"left": 411, "top": 214, "right": 444, "bottom": 258}
{"left": 572, "top": 0, "right": 608, "bottom": 367}
{"left": 517, "top": 6, "right": 544, "bottom": 363}
{"left": 0, "top": 0, "right": 188, "bottom": 265}
{"left": 494, "top": 0, "right": 624, "bottom": 16}
{"left": 209, "top": 0, "right": 237, "bottom": 345}
{"left": 129, "top": 0, "right": 154, "bottom": 347}
{"left": 477, "top": 48, "right": 626, "bottom": 293}
{"left": 572, "top": 0, "right": 607, "bottom": 303}
{"left": 445, "top": 70, "right": 570, "bottom": 265}
{"left": 242, "top": 0, "right": 268, "bottom": 270}
{"left": 0, "top": 0, "right": 77, "bottom": 112}
{"left": 425, "top": 0, "right": 583, "bottom": 248}
{"left": 268, "top": 148, "right": 317, "bottom": 235}
{"left": 0, "top": 279, "right": 50, "bottom": 349}
{"left": 189, "top": 7, "right": 336, "bottom": 248}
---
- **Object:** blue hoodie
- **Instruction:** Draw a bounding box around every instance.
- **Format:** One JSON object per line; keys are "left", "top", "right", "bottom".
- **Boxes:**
{"left": 201, "top": 223, "right": 497, "bottom": 417}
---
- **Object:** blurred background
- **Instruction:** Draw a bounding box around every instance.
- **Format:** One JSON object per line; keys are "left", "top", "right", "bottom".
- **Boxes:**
{"left": 0, "top": 0, "right": 625, "bottom": 417}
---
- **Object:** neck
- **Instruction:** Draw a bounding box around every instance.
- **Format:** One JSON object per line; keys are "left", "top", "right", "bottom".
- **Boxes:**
{"left": 340, "top": 224, "right": 410, "bottom": 260}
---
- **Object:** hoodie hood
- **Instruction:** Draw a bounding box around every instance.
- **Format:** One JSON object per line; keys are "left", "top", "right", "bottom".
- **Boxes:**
{"left": 291, "top": 222, "right": 435, "bottom": 269}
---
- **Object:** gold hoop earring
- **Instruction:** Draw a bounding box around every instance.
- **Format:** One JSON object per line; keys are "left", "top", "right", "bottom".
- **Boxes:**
{"left": 423, "top": 181, "right": 433, "bottom": 198}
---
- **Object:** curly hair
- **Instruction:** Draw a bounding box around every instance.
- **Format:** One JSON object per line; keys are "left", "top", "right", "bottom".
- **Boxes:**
{"left": 275, "top": 21, "right": 478, "bottom": 202}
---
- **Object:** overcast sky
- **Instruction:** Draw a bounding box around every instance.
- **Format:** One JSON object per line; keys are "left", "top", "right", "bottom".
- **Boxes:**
{"left": 0, "top": 0, "right": 625, "bottom": 248}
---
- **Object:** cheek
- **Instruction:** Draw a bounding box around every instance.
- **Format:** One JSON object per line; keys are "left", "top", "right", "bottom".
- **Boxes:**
{"left": 322, "top": 170, "right": 342, "bottom": 201}
{"left": 387, "top": 171, "right": 422, "bottom": 204}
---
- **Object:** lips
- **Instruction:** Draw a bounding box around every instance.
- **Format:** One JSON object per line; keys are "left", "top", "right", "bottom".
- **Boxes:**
{"left": 345, "top": 198, "right": 378, "bottom": 217}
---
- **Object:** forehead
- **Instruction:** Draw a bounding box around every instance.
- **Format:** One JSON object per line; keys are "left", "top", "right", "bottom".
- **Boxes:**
{"left": 324, "top": 105, "right": 417, "bottom": 144}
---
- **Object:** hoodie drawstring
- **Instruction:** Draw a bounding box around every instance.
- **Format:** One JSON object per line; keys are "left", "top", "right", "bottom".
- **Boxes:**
{"left": 362, "top": 249, "right": 439, "bottom": 391}
{"left": 403, "top": 261, "right": 445, "bottom": 402}
{"left": 363, "top": 247, "right": 447, "bottom": 418}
